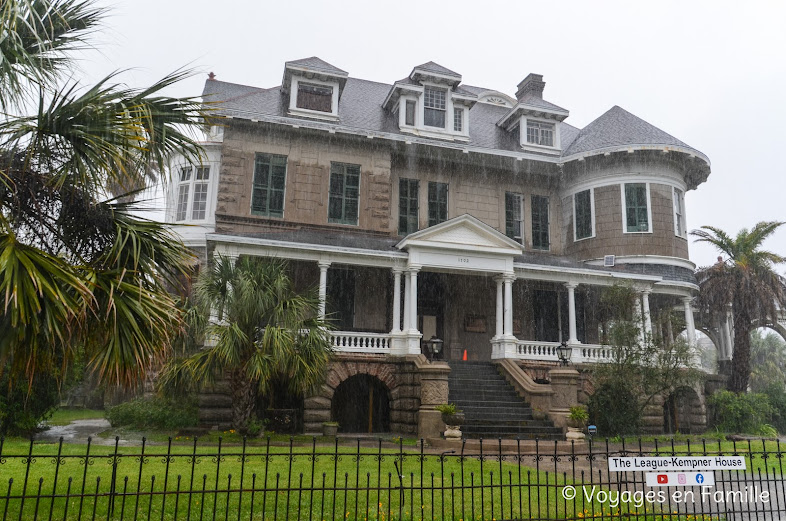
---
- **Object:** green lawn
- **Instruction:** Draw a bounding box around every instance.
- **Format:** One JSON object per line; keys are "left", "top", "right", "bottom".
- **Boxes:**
{"left": 46, "top": 408, "right": 106, "bottom": 426}
{"left": 0, "top": 438, "right": 642, "bottom": 521}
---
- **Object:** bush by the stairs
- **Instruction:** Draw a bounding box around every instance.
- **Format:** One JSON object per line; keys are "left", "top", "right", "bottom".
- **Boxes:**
{"left": 708, "top": 390, "right": 773, "bottom": 435}
{"left": 106, "top": 397, "right": 198, "bottom": 430}
{"left": 587, "top": 381, "right": 640, "bottom": 437}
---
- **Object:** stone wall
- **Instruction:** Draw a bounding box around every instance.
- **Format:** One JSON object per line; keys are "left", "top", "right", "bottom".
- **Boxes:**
{"left": 303, "top": 354, "right": 422, "bottom": 435}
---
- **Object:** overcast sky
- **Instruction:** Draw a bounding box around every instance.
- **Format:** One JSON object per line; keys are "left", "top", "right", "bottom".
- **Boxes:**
{"left": 79, "top": 0, "right": 786, "bottom": 269}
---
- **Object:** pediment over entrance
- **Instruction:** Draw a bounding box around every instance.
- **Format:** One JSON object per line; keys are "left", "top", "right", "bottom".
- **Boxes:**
{"left": 396, "top": 214, "right": 523, "bottom": 256}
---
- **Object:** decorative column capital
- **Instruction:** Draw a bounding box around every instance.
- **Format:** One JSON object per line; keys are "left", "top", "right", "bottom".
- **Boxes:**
{"left": 640, "top": 288, "right": 652, "bottom": 296}
{"left": 317, "top": 260, "right": 331, "bottom": 270}
{"left": 502, "top": 272, "right": 516, "bottom": 283}
{"left": 564, "top": 281, "right": 578, "bottom": 290}
{"left": 682, "top": 296, "right": 694, "bottom": 305}
{"left": 407, "top": 264, "right": 422, "bottom": 274}
{"left": 392, "top": 265, "right": 405, "bottom": 275}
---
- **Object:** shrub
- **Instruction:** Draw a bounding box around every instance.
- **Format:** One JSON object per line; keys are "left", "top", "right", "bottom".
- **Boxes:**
{"left": 760, "top": 384, "right": 786, "bottom": 434}
{"left": 106, "top": 397, "right": 198, "bottom": 430}
{"left": 0, "top": 369, "right": 60, "bottom": 436}
{"left": 708, "top": 390, "right": 772, "bottom": 434}
{"left": 588, "top": 381, "right": 640, "bottom": 437}
{"left": 435, "top": 403, "right": 460, "bottom": 415}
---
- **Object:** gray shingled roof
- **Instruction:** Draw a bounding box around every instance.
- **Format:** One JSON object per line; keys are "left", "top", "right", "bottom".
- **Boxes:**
{"left": 562, "top": 106, "right": 697, "bottom": 157}
{"left": 285, "top": 56, "right": 347, "bottom": 76}
{"left": 517, "top": 92, "right": 568, "bottom": 114}
{"left": 203, "top": 70, "right": 705, "bottom": 162}
{"left": 412, "top": 61, "right": 461, "bottom": 78}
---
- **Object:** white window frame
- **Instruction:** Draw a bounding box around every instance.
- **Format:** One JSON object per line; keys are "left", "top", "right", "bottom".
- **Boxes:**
{"left": 673, "top": 187, "right": 687, "bottom": 238}
{"left": 520, "top": 116, "right": 561, "bottom": 153}
{"left": 288, "top": 76, "right": 340, "bottom": 120}
{"left": 620, "top": 182, "right": 653, "bottom": 234}
{"left": 174, "top": 164, "right": 211, "bottom": 222}
{"left": 423, "top": 86, "right": 447, "bottom": 129}
{"left": 573, "top": 188, "right": 595, "bottom": 241}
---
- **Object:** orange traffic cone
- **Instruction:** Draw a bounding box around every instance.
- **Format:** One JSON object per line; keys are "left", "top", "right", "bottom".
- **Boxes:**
{"left": 462, "top": 349, "right": 467, "bottom": 361}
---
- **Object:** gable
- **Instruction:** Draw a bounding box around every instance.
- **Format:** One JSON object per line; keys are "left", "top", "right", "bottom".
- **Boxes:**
{"left": 396, "top": 214, "right": 523, "bottom": 255}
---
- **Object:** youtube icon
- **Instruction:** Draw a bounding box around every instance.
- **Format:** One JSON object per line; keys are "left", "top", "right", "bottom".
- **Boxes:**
{"left": 657, "top": 474, "right": 668, "bottom": 484}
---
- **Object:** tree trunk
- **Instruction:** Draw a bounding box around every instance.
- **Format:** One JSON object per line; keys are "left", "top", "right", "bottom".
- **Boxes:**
{"left": 728, "top": 308, "right": 751, "bottom": 393}
{"left": 230, "top": 370, "right": 257, "bottom": 433}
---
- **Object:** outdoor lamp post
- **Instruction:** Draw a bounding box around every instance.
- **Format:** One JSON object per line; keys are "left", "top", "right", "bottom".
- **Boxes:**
{"left": 556, "top": 341, "right": 571, "bottom": 366}
{"left": 424, "top": 336, "right": 444, "bottom": 360}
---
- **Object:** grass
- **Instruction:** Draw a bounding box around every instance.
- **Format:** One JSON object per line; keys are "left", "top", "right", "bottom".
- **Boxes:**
{"left": 0, "top": 437, "right": 748, "bottom": 520}
{"left": 0, "top": 437, "right": 644, "bottom": 521}
{"left": 46, "top": 408, "right": 106, "bottom": 426}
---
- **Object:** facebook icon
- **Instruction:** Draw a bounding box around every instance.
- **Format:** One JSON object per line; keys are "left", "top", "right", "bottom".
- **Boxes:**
{"left": 696, "top": 473, "right": 704, "bottom": 484}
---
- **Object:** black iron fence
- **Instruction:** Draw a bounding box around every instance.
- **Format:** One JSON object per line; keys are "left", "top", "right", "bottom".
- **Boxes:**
{"left": 0, "top": 435, "right": 784, "bottom": 520}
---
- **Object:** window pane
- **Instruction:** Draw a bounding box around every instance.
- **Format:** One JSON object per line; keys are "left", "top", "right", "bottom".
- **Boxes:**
{"left": 196, "top": 166, "right": 210, "bottom": 180}
{"left": 251, "top": 153, "right": 287, "bottom": 217}
{"left": 453, "top": 107, "right": 463, "bottom": 132}
{"left": 625, "top": 183, "right": 649, "bottom": 232}
{"left": 296, "top": 82, "right": 333, "bottom": 112}
{"left": 428, "top": 182, "right": 448, "bottom": 226}
{"left": 575, "top": 189, "right": 592, "bottom": 239}
{"left": 192, "top": 182, "right": 208, "bottom": 220}
{"left": 399, "top": 178, "right": 419, "bottom": 235}
{"left": 505, "top": 192, "right": 522, "bottom": 242}
{"left": 674, "top": 188, "right": 685, "bottom": 236}
{"left": 526, "top": 120, "right": 555, "bottom": 146}
{"left": 180, "top": 167, "right": 192, "bottom": 182}
{"left": 424, "top": 87, "right": 446, "bottom": 128}
{"left": 176, "top": 185, "right": 189, "bottom": 221}
{"left": 424, "top": 108, "right": 445, "bottom": 128}
{"left": 405, "top": 100, "right": 415, "bottom": 126}
{"left": 532, "top": 195, "right": 550, "bottom": 250}
{"left": 328, "top": 162, "right": 361, "bottom": 225}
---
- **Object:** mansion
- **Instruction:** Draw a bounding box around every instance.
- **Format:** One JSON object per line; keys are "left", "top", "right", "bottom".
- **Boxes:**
{"left": 166, "top": 57, "right": 713, "bottom": 438}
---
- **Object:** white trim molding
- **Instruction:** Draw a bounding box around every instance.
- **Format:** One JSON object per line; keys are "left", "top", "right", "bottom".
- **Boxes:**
{"left": 584, "top": 255, "right": 696, "bottom": 271}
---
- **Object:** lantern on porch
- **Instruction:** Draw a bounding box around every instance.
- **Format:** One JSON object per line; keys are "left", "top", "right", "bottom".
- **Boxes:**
{"left": 556, "top": 341, "right": 572, "bottom": 366}
{"left": 424, "top": 336, "right": 444, "bottom": 360}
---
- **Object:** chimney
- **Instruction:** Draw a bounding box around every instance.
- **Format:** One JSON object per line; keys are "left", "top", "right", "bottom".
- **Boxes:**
{"left": 516, "top": 73, "right": 545, "bottom": 101}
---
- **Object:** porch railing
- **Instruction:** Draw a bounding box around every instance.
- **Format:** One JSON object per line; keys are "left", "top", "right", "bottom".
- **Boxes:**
{"left": 331, "top": 331, "right": 391, "bottom": 353}
{"left": 514, "top": 340, "right": 614, "bottom": 364}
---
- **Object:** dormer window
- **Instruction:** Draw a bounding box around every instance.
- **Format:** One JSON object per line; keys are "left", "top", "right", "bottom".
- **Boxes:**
{"left": 526, "top": 120, "right": 554, "bottom": 147}
{"left": 297, "top": 82, "right": 333, "bottom": 112}
{"left": 423, "top": 87, "right": 446, "bottom": 128}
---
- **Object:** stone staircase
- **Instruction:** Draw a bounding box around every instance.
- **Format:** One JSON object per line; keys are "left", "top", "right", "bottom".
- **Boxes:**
{"left": 447, "top": 361, "right": 562, "bottom": 440}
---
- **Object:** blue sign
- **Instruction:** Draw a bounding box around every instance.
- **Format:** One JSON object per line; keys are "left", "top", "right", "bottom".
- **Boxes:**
{"left": 696, "top": 473, "right": 704, "bottom": 484}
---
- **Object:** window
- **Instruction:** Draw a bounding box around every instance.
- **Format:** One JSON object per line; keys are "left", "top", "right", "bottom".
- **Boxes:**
{"left": 328, "top": 162, "right": 360, "bottom": 225}
{"left": 574, "top": 189, "right": 593, "bottom": 240}
{"left": 427, "top": 182, "right": 448, "bottom": 226}
{"left": 175, "top": 165, "right": 211, "bottom": 222}
{"left": 624, "top": 183, "right": 650, "bottom": 232}
{"left": 505, "top": 192, "right": 523, "bottom": 243}
{"left": 296, "top": 82, "right": 333, "bottom": 112}
{"left": 175, "top": 166, "right": 191, "bottom": 221}
{"left": 251, "top": 154, "right": 287, "bottom": 218}
{"left": 673, "top": 188, "right": 686, "bottom": 237}
{"left": 531, "top": 195, "right": 550, "bottom": 250}
{"left": 526, "top": 120, "right": 555, "bottom": 147}
{"left": 191, "top": 166, "right": 210, "bottom": 220}
{"left": 423, "top": 87, "right": 446, "bottom": 128}
{"left": 405, "top": 100, "right": 416, "bottom": 126}
{"left": 399, "top": 178, "right": 419, "bottom": 235}
{"left": 453, "top": 107, "right": 463, "bottom": 132}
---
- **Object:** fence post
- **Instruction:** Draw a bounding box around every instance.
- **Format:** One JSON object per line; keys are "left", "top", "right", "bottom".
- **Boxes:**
{"left": 108, "top": 436, "right": 119, "bottom": 516}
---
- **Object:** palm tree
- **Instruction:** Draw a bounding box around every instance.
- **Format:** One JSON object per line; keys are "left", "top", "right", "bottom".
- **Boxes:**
{"left": 0, "top": 1, "right": 210, "bottom": 390}
{"left": 691, "top": 222, "right": 786, "bottom": 392}
{"left": 157, "top": 256, "right": 334, "bottom": 433}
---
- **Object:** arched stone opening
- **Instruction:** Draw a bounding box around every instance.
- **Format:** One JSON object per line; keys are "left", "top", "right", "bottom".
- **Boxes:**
{"left": 663, "top": 386, "right": 705, "bottom": 434}
{"left": 331, "top": 374, "right": 391, "bottom": 433}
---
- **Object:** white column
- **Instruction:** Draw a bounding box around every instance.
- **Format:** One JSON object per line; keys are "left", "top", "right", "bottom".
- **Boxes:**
{"left": 633, "top": 292, "right": 644, "bottom": 344}
{"left": 503, "top": 273, "right": 514, "bottom": 337}
{"left": 641, "top": 289, "right": 653, "bottom": 339}
{"left": 409, "top": 267, "right": 420, "bottom": 334}
{"left": 317, "top": 260, "right": 330, "bottom": 320}
{"left": 565, "top": 282, "right": 579, "bottom": 344}
{"left": 683, "top": 297, "right": 696, "bottom": 345}
{"left": 495, "top": 276, "right": 504, "bottom": 339}
{"left": 391, "top": 267, "right": 402, "bottom": 334}
{"left": 403, "top": 269, "right": 411, "bottom": 332}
